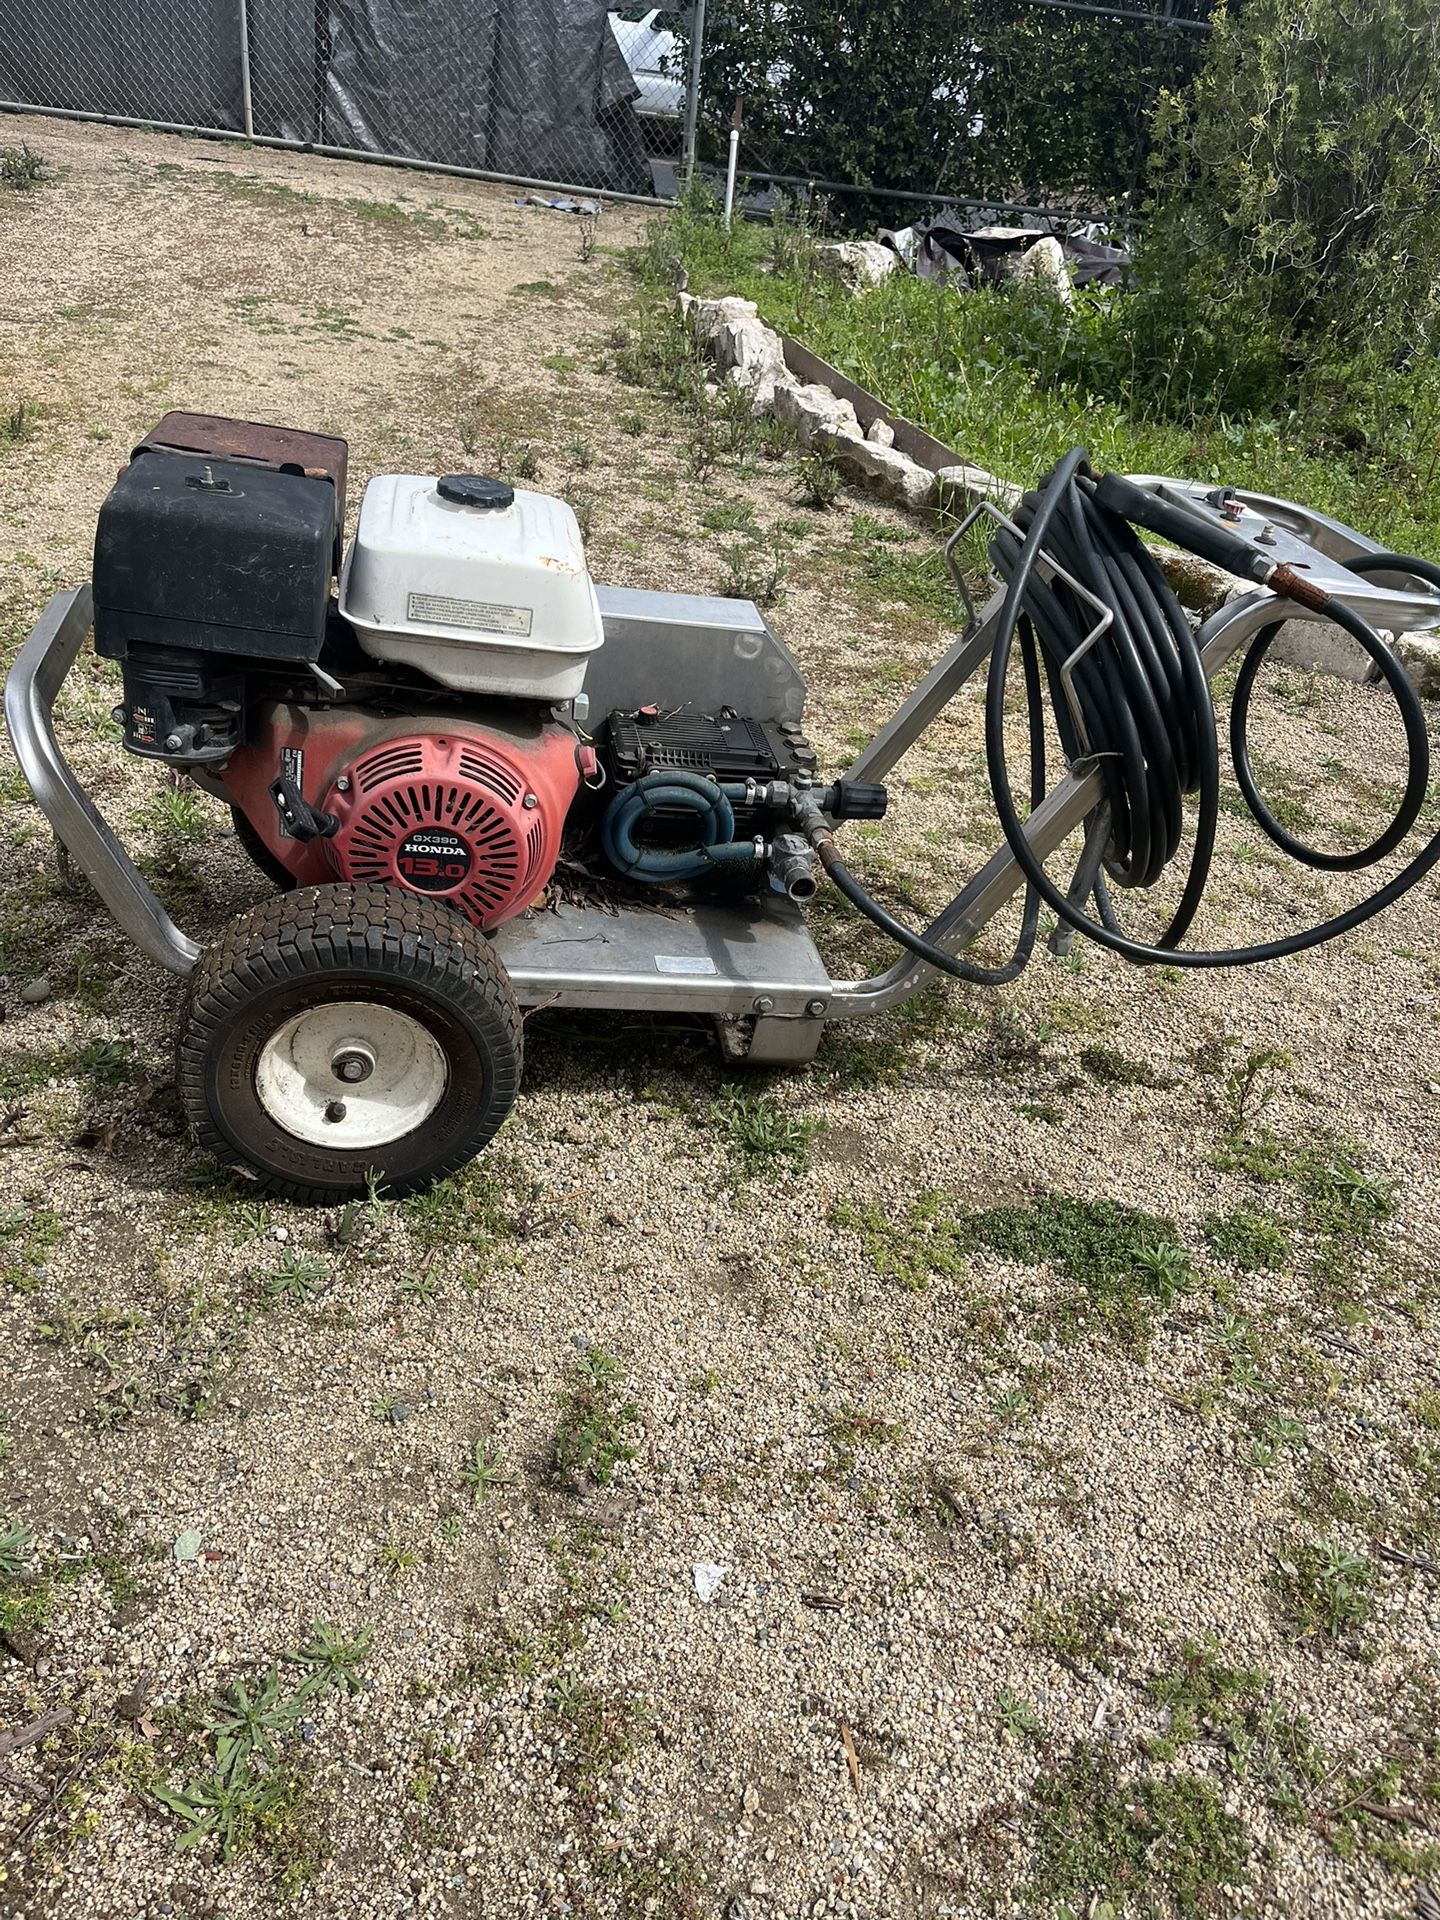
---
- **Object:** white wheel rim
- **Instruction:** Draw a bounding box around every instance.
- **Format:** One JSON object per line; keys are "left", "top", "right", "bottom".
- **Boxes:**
{"left": 255, "top": 1000, "right": 449, "bottom": 1150}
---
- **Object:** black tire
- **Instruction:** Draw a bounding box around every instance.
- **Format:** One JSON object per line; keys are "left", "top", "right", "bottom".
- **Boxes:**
{"left": 178, "top": 883, "right": 522, "bottom": 1205}
{"left": 230, "top": 806, "right": 298, "bottom": 890}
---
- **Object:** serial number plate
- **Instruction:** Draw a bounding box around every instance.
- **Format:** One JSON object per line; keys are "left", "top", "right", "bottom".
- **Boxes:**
{"left": 654, "top": 954, "right": 718, "bottom": 976}
{"left": 407, "top": 591, "right": 533, "bottom": 637}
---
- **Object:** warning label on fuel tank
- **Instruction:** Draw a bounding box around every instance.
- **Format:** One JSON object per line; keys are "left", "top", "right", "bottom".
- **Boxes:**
{"left": 407, "top": 591, "right": 533, "bottom": 637}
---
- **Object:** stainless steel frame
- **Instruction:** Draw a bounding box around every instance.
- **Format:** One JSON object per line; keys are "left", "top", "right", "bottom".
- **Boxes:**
{"left": 6, "top": 480, "right": 1436, "bottom": 1063}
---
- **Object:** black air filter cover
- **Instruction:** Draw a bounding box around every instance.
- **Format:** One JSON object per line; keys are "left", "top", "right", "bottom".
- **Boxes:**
{"left": 93, "top": 449, "right": 337, "bottom": 665}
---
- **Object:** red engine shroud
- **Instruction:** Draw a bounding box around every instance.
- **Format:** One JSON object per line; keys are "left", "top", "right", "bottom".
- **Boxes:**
{"left": 222, "top": 704, "right": 580, "bottom": 929}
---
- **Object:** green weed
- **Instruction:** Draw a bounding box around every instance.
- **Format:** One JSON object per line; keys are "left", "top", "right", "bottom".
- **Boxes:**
{"left": 1274, "top": 1537, "right": 1374, "bottom": 1640}
{"left": 1028, "top": 1584, "right": 1134, "bottom": 1675}
{"left": 1026, "top": 1740, "right": 1250, "bottom": 1916}
{"left": 282, "top": 1621, "right": 372, "bottom": 1699}
{"left": 709, "top": 1085, "right": 822, "bottom": 1174}
{"left": 1203, "top": 1206, "right": 1291, "bottom": 1271}
{"left": 553, "top": 1348, "right": 638, "bottom": 1487}
{"left": 460, "top": 1440, "right": 508, "bottom": 1503}
{"left": 0, "top": 144, "right": 50, "bottom": 191}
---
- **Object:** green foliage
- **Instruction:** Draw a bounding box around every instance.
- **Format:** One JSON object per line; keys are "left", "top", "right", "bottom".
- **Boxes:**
{"left": 0, "top": 144, "right": 49, "bottom": 191}
{"left": 1203, "top": 1206, "right": 1291, "bottom": 1272}
{"left": 834, "top": 1189, "right": 968, "bottom": 1292}
{"left": 681, "top": 2, "right": 1201, "bottom": 211}
{"left": 1275, "top": 1537, "right": 1374, "bottom": 1641}
{"left": 460, "top": 1440, "right": 508, "bottom": 1503}
{"left": 282, "top": 1621, "right": 372, "bottom": 1699}
{"left": 961, "top": 1191, "right": 1190, "bottom": 1338}
{"left": 642, "top": 194, "right": 1440, "bottom": 560}
{"left": 1147, "top": 1640, "right": 1267, "bottom": 1752}
{"left": 553, "top": 1348, "right": 638, "bottom": 1487}
{"left": 709, "top": 1085, "right": 822, "bottom": 1173}
{"left": 1029, "top": 1583, "right": 1134, "bottom": 1675}
{"left": 0, "top": 1519, "right": 33, "bottom": 1576}
{"left": 1135, "top": 0, "right": 1440, "bottom": 403}
{"left": 262, "top": 1252, "right": 330, "bottom": 1301}
{"left": 1027, "top": 1739, "right": 1250, "bottom": 1915}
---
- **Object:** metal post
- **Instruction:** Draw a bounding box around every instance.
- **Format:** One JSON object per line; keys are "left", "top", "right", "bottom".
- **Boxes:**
{"left": 681, "top": 0, "right": 707, "bottom": 188}
{"left": 237, "top": 0, "right": 255, "bottom": 139}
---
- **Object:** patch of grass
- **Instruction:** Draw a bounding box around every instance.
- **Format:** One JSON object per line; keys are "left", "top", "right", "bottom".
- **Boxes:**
{"left": 0, "top": 396, "right": 38, "bottom": 444}
{"left": 1146, "top": 1640, "right": 1268, "bottom": 1755}
{"left": 400, "top": 1160, "right": 533, "bottom": 1262}
{"left": 709, "top": 1085, "right": 822, "bottom": 1174}
{"left": 1203, "top": 1206, "right": 1291, "bottom": 1272}
{"left": 0, "top": 144, "right": 50, "bottom": 191}
{"left": 552, "top": 1348, "right": 638, "bottom": 1488}
{"left": 716, "top": 531, "right": 789, "bottom": 606}
{"left": 847, "top": 519, "right": 955, "bottom": 616}
{"left": 1028, "top": 1583, "right": 1134, "bottom": 1675}
{"left": 0, "top": 1201, "right": 64, "bottom": 1292}
{"left": 796, "top": 452, "right": 843, "bottom": 509}
{"left": 140, "top": 783, "right": 209, "bottom": 842}
{"left": 825, "top": 1403, "right": 904, "bottom": 1475}
{"left": 835, "top": 1190, "right": 968, "bottom": 1292}
{"left": 962, "top": 1192, "right": 1192, "bottom": 1343}
{"left": 1078, "top": 1044, "right": 1176, "bottom": 1089}
{"left": 1274, "top": 1537, "right": 1374, "bottom": 1641}
{"left": 1026, "top": 1739, "right": 1250, "bottom": 1917}
{"left": 513, "top": 279, "right": 560, "bottom": 298}
{"left": 639, "top": 201, "right": 1440, "bottom": 564}
{"left": 699, "top": 498, "right": 759, "bottom": 535}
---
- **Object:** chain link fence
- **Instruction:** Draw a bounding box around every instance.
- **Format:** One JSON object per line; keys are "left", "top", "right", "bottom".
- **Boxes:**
{"left": 0, "top": 0, "right": 695, "bottom": 202}
{"left": 0, "top": 0, "right": 1213, "bottom": 228}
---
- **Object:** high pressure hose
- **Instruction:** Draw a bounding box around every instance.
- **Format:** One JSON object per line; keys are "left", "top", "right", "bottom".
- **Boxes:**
{"left": 809, "top": 450, "right": 1440, "bottom": 977}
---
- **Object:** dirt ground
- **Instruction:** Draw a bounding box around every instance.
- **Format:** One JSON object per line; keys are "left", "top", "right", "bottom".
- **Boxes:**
{"left": 0, "top": 117, "right": 1438, "bottom": 1920}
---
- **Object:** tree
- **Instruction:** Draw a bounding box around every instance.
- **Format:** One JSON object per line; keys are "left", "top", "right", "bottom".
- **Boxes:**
{"left": 1135, "top": 0, "right": 1440, "bottom": 400}
{"left": 688, "top": 0, "right": 1206, "bottom": 218}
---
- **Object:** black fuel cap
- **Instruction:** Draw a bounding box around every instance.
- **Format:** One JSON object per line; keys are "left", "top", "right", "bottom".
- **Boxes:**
{"left": 437, "top": 474, "right": 515, "bottom": 510}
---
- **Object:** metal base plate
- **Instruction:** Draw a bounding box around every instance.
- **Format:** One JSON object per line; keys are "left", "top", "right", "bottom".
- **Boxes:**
{"left": 490, "top": 894, "right": 833, "bottom": 1016}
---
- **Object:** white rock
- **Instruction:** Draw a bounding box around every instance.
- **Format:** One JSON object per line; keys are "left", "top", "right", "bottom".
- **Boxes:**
{"left": 818, "top": 241, "right": 897, "bottom": 293}
{"left": 864, "top": 417, "right": 895, "bottom": 448}
{"left": 772, "top": 380, "right": 862, "bottom": 450}
{"left": 827, "top": 428, "right": 936, "bottom": 512}
{"left": 1395, "top": 628, "right": 1440, "bottom": 697}
{"left": 933, "top": 463, "right": 1023, "bottom": 512}
{"left": 692, "top": 1562, "right": 727, "bottom": 1603}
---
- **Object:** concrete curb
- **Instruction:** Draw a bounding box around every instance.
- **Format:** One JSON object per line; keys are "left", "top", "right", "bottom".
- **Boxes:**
{"left": 677, "top": 291, "right": 1440, "bottom": 693}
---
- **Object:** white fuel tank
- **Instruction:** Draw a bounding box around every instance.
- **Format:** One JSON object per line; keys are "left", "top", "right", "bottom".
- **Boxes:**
{"left": 338, "top": 474, "right": 604, "bottom": 702}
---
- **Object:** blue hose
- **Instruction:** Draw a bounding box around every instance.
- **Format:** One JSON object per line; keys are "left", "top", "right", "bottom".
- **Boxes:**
{"left": 601, "top": 771, "right": 758, "bottom": 881}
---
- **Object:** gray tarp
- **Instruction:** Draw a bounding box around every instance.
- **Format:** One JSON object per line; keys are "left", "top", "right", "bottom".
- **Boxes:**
{"left": 0, "top": 0, "right": 649, "bottom": 192}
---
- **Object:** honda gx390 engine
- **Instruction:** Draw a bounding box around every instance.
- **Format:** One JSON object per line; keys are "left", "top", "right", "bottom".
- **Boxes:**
{"left": 12, "top": 408, "right": 1436, "bottom": 1203}
{"left": 94, "top": 415, "right": 869, "bottom": 928}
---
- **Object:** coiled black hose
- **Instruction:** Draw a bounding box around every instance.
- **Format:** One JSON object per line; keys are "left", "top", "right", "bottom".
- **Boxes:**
{"left": 819, "top": 450, "right": 1440, "bottom": 976}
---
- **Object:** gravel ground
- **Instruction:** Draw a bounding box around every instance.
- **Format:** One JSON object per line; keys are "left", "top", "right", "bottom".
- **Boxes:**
{"left": 0, "top": 118, "right": 1438, "bottom": 1920}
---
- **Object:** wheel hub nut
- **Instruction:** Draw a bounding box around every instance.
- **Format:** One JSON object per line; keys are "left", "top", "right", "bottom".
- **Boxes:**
{"left": 331, "top": 1043, "right": 376, "bottom": 1085}
{"left": 324, "top": 1099, "right": 347, "bottom": 1124}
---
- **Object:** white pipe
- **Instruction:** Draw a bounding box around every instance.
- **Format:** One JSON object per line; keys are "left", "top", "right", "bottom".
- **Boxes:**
{"left": 722, "top": 128, "right": 739, "bottom": 227}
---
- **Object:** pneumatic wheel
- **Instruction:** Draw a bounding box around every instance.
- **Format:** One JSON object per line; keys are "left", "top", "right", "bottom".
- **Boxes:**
{"left": 177, "top": 883, "right": 522, "bottom": 1204}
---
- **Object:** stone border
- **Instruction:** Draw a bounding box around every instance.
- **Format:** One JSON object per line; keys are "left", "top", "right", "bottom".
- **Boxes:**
{"left": 677, "top": 291, "right": 1440, "bottom": 696}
